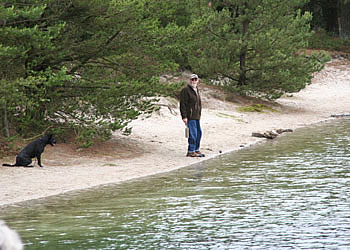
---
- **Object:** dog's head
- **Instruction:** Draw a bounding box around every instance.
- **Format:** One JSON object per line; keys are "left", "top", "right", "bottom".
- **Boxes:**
{"left": 46, "top": 134, "right": 57, "bottom": 146}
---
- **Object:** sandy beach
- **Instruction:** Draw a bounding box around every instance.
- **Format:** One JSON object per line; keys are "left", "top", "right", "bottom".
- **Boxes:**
{"left": 1, "top": 58, "right": 350, "bottom": 207}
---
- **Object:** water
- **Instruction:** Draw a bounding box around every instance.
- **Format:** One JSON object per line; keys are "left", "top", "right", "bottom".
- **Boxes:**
{"left": 1, "top": 120, "right": 350, "bottom": 249}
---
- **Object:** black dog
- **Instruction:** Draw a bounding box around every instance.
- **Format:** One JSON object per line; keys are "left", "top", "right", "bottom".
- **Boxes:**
{"left": 2, "top": 134, "right": 56, "bottom": 168}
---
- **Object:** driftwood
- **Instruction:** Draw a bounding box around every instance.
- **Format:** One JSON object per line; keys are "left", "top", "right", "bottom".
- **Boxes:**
{"left": 252, "top": 129, "right": 293, "bottom": 139}
{"left": 155, "top": 103, "right": 178, "bottom": 115}
{"left": 331, "top": 113, "right": 350, "bottom": 118}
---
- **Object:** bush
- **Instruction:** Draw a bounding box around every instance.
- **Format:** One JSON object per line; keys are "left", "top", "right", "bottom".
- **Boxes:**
{"left": 308, "top": 30, "right": 350, "bottom": 51}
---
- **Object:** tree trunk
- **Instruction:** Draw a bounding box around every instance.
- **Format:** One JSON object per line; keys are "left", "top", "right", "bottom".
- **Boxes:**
{"left": 239, "top": 2, "right": 249, "bottom": 86}
{"left": 338, "top": 0, "right": 350, "bottom": 38}
{"left": 3, "top": 102, "right": 10, "bottom": 137}
{"left": 239, "top": 44, "right": 247, "bottom": 86}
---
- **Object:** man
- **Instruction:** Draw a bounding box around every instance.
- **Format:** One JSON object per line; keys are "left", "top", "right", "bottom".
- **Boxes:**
{"left": 180, "top": 74, "right": 205, "bottom": 157}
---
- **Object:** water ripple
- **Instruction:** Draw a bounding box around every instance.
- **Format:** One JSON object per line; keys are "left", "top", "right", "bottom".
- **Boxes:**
{"left": 2, "top": 120, "right": 350, "bottom": 249}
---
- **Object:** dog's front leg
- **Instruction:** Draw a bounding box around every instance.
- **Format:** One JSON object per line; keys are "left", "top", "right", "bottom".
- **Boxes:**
{"left": 37, "top": 155, "right": 44, "bottom": 167}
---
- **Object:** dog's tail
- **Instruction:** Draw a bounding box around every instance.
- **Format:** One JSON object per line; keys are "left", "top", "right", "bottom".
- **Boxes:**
{"left": 2, "top": 163, "right": 16, "bottom": 167}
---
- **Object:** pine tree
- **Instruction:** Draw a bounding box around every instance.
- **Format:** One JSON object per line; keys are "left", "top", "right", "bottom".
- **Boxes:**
{"left": 188, "top": 0, "right": 329, "bottom": 99}
{"left": 338, "top": 0, "right": 350, "bottom": 38}
{"left": 0, "top": 0, "right": 67, "bottom": 136}
{"left": 0, "top": 0, "right": 186, "bottom": 146}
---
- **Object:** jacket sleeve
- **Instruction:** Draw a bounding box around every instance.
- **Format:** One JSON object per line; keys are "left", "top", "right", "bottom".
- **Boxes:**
{"left": 179, "top": 88, "right": 188, "bottom": 119}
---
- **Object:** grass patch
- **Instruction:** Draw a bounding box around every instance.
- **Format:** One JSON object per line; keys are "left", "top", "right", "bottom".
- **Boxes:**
{"left": 237, "top": 104, "right": 278, "bottom": 113}
{"left": 103, "top": 163, "right": 118, "bottom": 167}
{"left": 216, "top": 112, "right": 245, "bottom": 122}
{"left": 217, "top": 112, "right": 236, "bottom": 118}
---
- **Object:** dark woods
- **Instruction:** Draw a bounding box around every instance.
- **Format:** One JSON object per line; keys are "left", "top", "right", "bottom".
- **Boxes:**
{"left": 304, "top": 0, "right": 350, "bottom": 38}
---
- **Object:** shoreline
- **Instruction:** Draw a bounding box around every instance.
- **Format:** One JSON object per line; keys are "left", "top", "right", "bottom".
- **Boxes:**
{"left": 1, "top": 59, "right": 350, "bottom": 207}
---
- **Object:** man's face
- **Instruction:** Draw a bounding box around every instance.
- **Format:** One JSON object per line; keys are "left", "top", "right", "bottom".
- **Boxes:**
{"left": 190, "top": 78, "right": 198, "bottom": 84}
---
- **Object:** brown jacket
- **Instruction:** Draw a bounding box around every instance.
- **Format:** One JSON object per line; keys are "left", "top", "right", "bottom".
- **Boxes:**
{"left": 180, "top": 84, "right": 202, "bottom": 120}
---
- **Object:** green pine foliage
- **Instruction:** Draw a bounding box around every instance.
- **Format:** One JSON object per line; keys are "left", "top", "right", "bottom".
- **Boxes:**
{"left": 0, "top": 0, "right": 185, "bottom": 146}
{"left": 0, "top": 1, "right": 68, "bottom": 136}
{"left": 187, "top": 0, "right": 329, "bottom": 99}
{"left": 0, "top": 0, "right": 335, "bottom": 147}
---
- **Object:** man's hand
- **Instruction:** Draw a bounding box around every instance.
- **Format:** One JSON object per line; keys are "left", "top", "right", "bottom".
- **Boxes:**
{"left": 182, "top": 118, "right": 188, "bottom": 125}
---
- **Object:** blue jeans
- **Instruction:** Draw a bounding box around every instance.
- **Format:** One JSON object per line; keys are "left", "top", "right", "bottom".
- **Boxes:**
{"left": 187, "top": 120, "right": 202, "bottom": 152}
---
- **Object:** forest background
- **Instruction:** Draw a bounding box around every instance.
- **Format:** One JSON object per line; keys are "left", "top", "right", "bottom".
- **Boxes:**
{"left": 0, "top": 0, "right": 350, "bottom": 152}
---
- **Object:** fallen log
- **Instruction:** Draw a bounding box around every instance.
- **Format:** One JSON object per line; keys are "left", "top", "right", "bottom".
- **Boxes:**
{"left": 252, "top": 129, "right": 293, "bottom": 139}
{"left": 331, "top": 113, "right": 350, "bottom": 118}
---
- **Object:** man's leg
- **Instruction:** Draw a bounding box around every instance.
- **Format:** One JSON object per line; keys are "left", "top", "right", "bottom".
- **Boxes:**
{"left": 187, "top": 120, "right": 197, "bottom": 154}
{"left": 193, "top": 120, "right": 205, "bottom": 157}
{"left": 194, "top": 120, "right": 202, "bottom": 152}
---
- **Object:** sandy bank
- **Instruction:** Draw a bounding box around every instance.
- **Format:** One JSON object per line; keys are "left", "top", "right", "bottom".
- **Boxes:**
{"left": 1, "top": 59, "right": 350, "bottom": 207}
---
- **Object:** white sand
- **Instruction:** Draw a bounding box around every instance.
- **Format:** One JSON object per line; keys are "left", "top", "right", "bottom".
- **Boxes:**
{"left": 1, "top": 59, "right": 350, "bottom": 206}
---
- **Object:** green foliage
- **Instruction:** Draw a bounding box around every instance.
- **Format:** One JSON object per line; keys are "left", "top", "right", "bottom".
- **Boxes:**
{"left": 46, "top": 0, "right": 187, "bottom": 147}
{"left": 309, "top": 30, "right": 350, "bottom": 51}
{"left": 0, "top": 0, "right": 187, "bottom": 146}
{"left": 0, "top": 0, "right": 344, "bottom": 147}
{"left": 237, "top": 104, "right": 278, "bottom": 113}
{"left": 76, "top": 129, "right": 95, "bottom": 148}
{"left": 186, "top": 0, "right": 328, "bottom": 99}
{"left": 0, "top": 0, "right": 70, "bottom": 139}
{"left": 157, "top": 80, "right": 184, "bottom": 99}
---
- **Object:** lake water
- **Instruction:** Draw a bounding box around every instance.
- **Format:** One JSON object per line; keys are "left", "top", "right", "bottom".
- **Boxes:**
{"left": 1, "top": 119, "right": 350, "bottom": 249}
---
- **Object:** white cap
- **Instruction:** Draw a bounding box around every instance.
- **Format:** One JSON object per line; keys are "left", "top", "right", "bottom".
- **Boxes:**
{"left": 190, "top": 74, "right": 198, "bottom": 79}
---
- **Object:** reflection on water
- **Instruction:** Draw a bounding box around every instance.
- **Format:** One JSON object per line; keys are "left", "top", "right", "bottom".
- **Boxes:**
{"left": 2, "top": 120, "right": 350, "bottom": 249}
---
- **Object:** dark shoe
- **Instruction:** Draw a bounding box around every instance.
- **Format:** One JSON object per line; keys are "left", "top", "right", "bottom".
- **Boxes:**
{"left": 186, "top": 152, "right": 198, "bottom": 157}
{"left": 195, "top": 151, "right": 205, "bottom": 157}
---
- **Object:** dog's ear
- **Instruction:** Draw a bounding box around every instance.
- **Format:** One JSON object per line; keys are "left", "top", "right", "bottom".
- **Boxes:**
{"left": 45, "top": 134, "right": 53, "bottom": 141}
